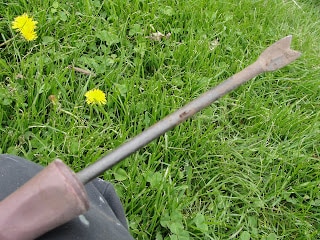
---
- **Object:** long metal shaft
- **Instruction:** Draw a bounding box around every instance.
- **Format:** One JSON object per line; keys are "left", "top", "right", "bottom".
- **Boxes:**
{"left": 77, "top": 63, "right": 262, "bottom": 184}
{"left": 77, "top": 35, "right": 301, "bottom": 184}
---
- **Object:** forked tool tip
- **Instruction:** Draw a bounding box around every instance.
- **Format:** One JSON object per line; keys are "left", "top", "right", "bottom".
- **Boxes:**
{"left": 258, "top": 35, "right": 301, "bottom": 72}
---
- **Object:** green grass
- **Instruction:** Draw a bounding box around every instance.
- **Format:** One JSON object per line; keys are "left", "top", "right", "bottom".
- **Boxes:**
{"left": 1, "top": 0, "right": 320, "bottom": 239}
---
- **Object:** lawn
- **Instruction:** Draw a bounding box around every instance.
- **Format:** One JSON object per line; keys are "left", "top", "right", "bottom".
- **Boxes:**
{"left": 1, "top": 0, "right": 319, "bottom": 239}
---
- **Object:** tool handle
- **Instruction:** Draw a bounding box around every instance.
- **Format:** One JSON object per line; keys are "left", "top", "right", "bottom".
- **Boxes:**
{"left": 0, "top": 160, "right": 89, "bottom": 240}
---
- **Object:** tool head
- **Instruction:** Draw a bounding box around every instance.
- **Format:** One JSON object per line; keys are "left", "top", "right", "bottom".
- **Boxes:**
{"left": 258, "top": 35, "right": 301, "bottom": 72}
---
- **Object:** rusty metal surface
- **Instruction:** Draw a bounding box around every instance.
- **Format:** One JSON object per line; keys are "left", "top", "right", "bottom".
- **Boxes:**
{"left": 0, "top": 160, "right": 89, "bottom": 240}
{"left": 258, "top": 35, "right": 301, "bottom": 71}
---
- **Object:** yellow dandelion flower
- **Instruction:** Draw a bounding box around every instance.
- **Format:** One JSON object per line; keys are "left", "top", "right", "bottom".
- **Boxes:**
{"left": 12, "top": 13, "right": 38, "bottom": 41}
{"left": 85, "top": 89, "right": 107, "bottom": 105}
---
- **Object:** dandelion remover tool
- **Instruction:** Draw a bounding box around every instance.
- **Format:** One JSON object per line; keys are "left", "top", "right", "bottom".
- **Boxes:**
{"left": 0, "top": 35, "right": 301, "bottom": 240}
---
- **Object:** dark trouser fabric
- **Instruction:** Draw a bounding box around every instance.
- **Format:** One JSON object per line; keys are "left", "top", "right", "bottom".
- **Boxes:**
{"left": 0, "top": 154, "right": 134, "bottom": 240}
